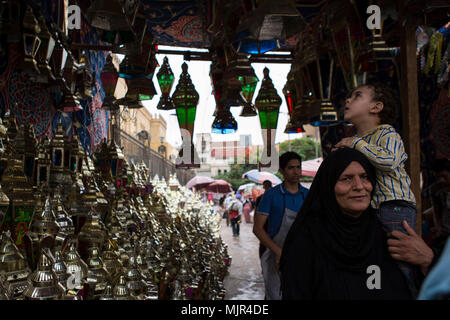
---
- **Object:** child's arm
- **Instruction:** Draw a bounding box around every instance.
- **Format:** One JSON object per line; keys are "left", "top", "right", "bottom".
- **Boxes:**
{"left": 350, "top": 131, "right": 407, "bottom": 172}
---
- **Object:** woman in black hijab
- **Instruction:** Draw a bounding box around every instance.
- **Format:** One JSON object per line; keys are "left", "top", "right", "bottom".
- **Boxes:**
{"left": 280, "top": 148, "right": 413, "bottom": 299}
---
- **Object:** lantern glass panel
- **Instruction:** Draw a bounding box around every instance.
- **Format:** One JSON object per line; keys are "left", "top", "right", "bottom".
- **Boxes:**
{"left": 39, "top": 166, "right": 47, "bottom": 183}
{"left": 238, "top": 75, "right": 258, "bottom": 102}
{"left": 111, "top": 158, "right": 118, "bottom": 177}
{"left": 101, "top": 72, "right": 118, "bottom": 97}
{"left": 53, "top": 149, "right": 62, "bottom": 166}
{"left": 157, "top": 74, "right": 175, "bottom": 95}
{"left": 258, "top": 109, "right": 279, "bottom": 130}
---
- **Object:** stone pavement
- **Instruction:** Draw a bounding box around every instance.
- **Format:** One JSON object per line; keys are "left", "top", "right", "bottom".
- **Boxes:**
{"left": 219, "top": 218, "right": 265, "bottom": 300}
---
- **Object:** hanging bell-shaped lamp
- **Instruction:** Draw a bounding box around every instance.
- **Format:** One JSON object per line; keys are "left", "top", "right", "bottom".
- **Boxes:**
{"left": 156, "top": 56, "right": 175, "bottom": 110}
{"left": 211, "top": 107, "right": 238, "bottom": 134}
{"left": 100, "top": 54, "right": 119, "bottom": 108}
{"left": 124, "top": 77, "right": 156, "bottom": 101}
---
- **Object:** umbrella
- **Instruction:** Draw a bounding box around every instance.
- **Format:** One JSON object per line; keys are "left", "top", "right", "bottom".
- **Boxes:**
{"left": 206, "top": 180, "right": 232, "bottom": 194}
{"left": 185, "top": 175, "right": 214, "bottom": 189}
{"left": 237, "top": 183, "right": 256, "bottom": 192}
{"left": 242, "top": 169, "right": 282, "bottom": 185}
{"left": 301, "top": 157, "right": 323, "bottom": 177}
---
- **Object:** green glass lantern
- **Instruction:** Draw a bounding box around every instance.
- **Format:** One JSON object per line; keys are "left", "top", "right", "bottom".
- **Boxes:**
{"left": 172, "top": 63, "right": 200, "bottom": 169}
{"left": 100, "top": 54, "right": 119, "bottom": 108}
{"left": 173, "top": 63, "right": 199, "bottom": 138}
{"left": 255, "top": 67, "right": 281, "bottom": 165}
{"left": 156, "top": 56, "right": 175, "bottom": 110}
{"left": 255, "top": 67, "right": 281, "bottom": 130}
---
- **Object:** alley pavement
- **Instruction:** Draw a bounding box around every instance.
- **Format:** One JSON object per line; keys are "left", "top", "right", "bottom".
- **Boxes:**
{"left": 219, "top": 218, "right": 265, "bottom": 300}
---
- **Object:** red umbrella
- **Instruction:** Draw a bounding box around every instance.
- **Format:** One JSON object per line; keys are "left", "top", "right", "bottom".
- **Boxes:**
{"left": 206, "top": 180, "right": 232, "bottom": 194}
{"left": 185, "top": 175, "right": 214, "bottom": 189}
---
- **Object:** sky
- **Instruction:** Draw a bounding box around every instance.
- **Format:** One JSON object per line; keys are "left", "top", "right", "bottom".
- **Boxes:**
{"left": 134, "top": 46, "right": 305, "bottom": 148}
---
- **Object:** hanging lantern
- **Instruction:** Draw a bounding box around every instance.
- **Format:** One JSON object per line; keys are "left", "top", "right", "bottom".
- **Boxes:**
{"left": 50, "top": 41, "right": 68, "bottom": 87}
{"left": 124, "top": 77, "right": 156, "bottom": 101}
{"left": 75, "top": 52, "right": 94, "bottom": 100}
{"left": 172, "top": 63, "right": 200, "bottom": 169}
{"left": 231, "top": 54, "right": 259, "bottom": 107}
{"left": 35, "top": 16, "right": 56, "bottom": 83}
{"left": 156, "top": 56, "right": 175, "bottom": 110}
{"left": 173, "top": 62, "right": 199, "bottom": 138}
{"left": 232, "top": 0, "right": 304, "bottom": 54}
{"left": 255, "top": 67, "right": 281, "bottom": 165}
{"left": 355, "top": 27, "right": 399, "bottom": 76}
{"left": 298, "top": 26, "right": 338, "bottom": 126}
{"left": 283, "top": 72, "right": 305, "bottom": 133}
{"left": 101, "top": 54, "right": 119, "bottom": 108}
{"left": 255, "top": 67, "right": 281, "bottom": 130}
{"left": 21, "top": 5, "right": 41, "bottom": 75}
{"left": 211, "top": 107, "right": 238, "bottom": 134}
{"left": 86, "top": 0, "right": 139, "bottom": 31}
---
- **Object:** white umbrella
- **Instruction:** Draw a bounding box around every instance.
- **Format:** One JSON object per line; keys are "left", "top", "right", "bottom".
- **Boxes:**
{"left": 242, "top": 169, "right": 282, "bottom": 185}
{"left": 301, "top": 157, "right": 323, "bottom": 177}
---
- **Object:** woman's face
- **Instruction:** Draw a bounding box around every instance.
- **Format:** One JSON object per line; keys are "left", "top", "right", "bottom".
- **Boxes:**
{"left": 334, "top": 161, "right": 373, "bottom": 217}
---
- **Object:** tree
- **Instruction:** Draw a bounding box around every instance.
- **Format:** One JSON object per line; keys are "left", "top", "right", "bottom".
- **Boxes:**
{"left": 278, "top": 137, "right": 321, "bottom": 161}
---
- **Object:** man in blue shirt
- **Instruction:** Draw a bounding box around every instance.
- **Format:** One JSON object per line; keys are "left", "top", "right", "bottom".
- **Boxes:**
{"left": 253, "top": 151, "right": 309, "bottom": 300}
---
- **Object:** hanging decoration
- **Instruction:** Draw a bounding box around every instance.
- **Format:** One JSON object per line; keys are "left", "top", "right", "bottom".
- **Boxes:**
{"left": 172, "top": 62, "right": 200, "bottom": 168}
{"left": 156, "top": 56, "right": 175, "bottom": 110}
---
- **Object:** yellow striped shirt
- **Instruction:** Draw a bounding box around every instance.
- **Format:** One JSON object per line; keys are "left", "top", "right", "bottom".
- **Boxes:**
{"left": 350, "top": 124, "right": 416, "bottom": 209}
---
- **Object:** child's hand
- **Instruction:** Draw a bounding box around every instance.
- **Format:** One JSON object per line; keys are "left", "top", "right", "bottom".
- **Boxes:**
{"left": 333, "top": 137, "right": 356, "bottom": 150}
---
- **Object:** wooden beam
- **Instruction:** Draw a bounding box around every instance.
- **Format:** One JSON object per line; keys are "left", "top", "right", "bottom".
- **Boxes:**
{"left": 399, "top": 24, "right": 422, "bottom": 234}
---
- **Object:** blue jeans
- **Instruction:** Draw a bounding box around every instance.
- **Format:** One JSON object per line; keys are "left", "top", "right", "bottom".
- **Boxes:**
{"left": 378, "top": 200, "right": 418, "bottom": 297}
{"left": 231, "top": 217, "right": 240, "bottom": 236}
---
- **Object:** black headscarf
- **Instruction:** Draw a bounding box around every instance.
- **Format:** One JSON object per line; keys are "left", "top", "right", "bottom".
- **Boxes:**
{"left": 281, "top": 148, "right": 381, "bottom": 272}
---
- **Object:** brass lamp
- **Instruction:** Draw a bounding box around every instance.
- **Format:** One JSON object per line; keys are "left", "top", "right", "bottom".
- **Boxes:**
{"left": 297, "top": 26, "right": 338, "bottom": 126}
{"left": 21, "top": 5, "right": 41, "bottom": 75}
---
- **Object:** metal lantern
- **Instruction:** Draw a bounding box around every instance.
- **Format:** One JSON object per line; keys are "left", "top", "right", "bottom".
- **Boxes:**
{"left": 173, "top": 62, "right": 199, "bottom": 139}
{"left": 255, "top": 67, "right": 281, "bottom": 130}
{"left": 100, "top": 54, "right": 119, "bottom": 108}
{"left": 0, "top": 231, "right": 32, "bottom": 298}
{"left": 172, "top": 63, "right": 200, "bottom": 169}
{"left": 298, "top": 24, "right": 339, "bottom": 126}
{"left": 156, "top": 56, "right": 175, "bottom": 110}
{"left": 211, "top": 107, "right": 238, "bottom": 134}
{"left": 108, "top": 139, "right": 125, "bottom": 179}
{"left": 86, "top": 0, "right": 139, "bottom": 31}
{"left": 124, "top": 77, "right": 156, "bottom": 101}
{"left": 21, "top": 5, "right": 41, "bottom": 74}
{"left": 35, "top": 16, "right": 56, "bottom": 83}
{"left": 225, "top": 53, "right": 259, "bottom": 116}
{"left": 255, "top": 67, "right": 281, "bottom": 165}
{"left": 283, "top": 72, "right": 305, "bottom": 133}
{"left": 75, "top": 52, "right": 94, "bottom": 100}
{"left": 36, "top": 136, "right": 51, "bottom": 185}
